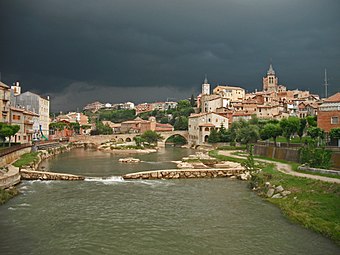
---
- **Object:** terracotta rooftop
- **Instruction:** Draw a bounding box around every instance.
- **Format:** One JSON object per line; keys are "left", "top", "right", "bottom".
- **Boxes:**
{"left": 199, "top": 123, "right": 215, "bottom": 127}
{"left": 324, "top": 92, "right": 340, "bottom": 102}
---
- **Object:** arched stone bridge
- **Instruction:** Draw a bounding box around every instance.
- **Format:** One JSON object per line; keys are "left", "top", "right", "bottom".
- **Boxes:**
{"left": 70, "top": 131, "right": 189, "bottom": 147}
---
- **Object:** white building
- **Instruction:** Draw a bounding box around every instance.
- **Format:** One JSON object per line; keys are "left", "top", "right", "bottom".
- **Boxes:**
{"left": 188, "top": 112, "right": 229, "bottom": 146}
{"left": 11, "top": 90, "right": 50, "bottom": 139}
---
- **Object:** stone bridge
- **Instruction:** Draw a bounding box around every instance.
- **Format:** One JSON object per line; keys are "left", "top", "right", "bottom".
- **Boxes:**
{"left": 69, "top": 131, "right": 189, "bottom": 147}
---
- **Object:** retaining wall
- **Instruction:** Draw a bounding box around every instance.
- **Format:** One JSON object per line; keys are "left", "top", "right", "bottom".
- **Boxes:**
{"left": 254, "top": 144, "right": 340, "bottom": 170}
{"left": 123, "top": 168, "right": 245, "bottom": 180}
{"left": 0, "top": 165, "right": 21, "bottom": 189}
{"left": 20, "top": 169, "right": 84, "bottom": 181}
{"left": 0, "top": 147, "right": 32, "bottom": 168}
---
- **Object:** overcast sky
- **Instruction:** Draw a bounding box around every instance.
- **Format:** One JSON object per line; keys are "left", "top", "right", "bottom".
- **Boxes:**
{"left": 0, "top": 0, "right": 339, "bottom": 112}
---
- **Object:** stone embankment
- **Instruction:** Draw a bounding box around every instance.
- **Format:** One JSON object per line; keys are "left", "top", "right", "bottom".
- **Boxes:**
{"left": 123, "top": 168, "right": 247, "bottom": 180}
{"left": 20, "top": 169, "right": 84, "bottom": 181}
{"left": 0, "top": 165, "right": 21, "bottom": 189}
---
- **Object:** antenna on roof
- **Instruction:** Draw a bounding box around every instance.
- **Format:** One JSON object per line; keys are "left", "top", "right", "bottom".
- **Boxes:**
{"left": 324, "top": 68, "right": 329, "bottom": 98}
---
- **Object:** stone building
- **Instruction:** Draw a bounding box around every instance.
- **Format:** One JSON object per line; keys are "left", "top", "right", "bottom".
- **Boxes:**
{"left": 188, "top": 112, "right": 229, "bottom": 146}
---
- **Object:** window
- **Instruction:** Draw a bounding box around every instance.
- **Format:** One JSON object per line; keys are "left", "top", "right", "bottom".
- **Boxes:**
{"left": 331, "top": 116, "right": 339, "bottom": 124}
{"left": 13, "top": 115, "right": 21, "bottom": 120}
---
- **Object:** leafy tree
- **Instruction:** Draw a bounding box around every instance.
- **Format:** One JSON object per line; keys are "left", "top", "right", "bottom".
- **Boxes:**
{"left": 70, "top": 122, "right": 81, "bottom": 134}
{"left": 306, "top": 116, "right": 317, "bottom": 127}
{"left": 133, "top": 136, "right": 145, "bottom": 147}
{"left": 0, "top": 124, "right": 20, "bottom": 147}
{"left": 260, "top": 123, "right": 282, "bottom": 146}
{"left": 218, "top": 124, "right": 232, "bottom": 142}
{"left": 174, "top": 116, "right": 188, "bottom": 130}
{"left": 236, "top": 125, "right": 260, "bottom": 145}
{"left": 299, "top": 140, "right": 331, "bottom": 169}
{"left": 160, "top": 116, "right": 169, "bottom": 124}
{"left": 330, "top": 128, "right": 340, "bottom": 146}
{"left": 330, "top": 128, "right": 340, "bottom": 140}
{"left": 141, "top": 130, "right": 163, "bottom": 145}
{"left": 208, "top": 128, "right": 220, "bottom": 144}
{"left": 49, "top": 122, "right": 67, "bottom": 131}
{"left": 99, "top": 109, "right": 136, "bottom": 123}
{"left": 307, "top": 127, "right": 325, "bottom": 146}
{"left": 279, "top": 117, "right": 300, "bottom": 144}
{"left": 94, "top": 122, "right": 113, "bottom": 135}
{"left": 190, "top": 94, "right": 196, "bottom": 107}
{"left": 297, "top": 118, "right": 307, "bottom": 142}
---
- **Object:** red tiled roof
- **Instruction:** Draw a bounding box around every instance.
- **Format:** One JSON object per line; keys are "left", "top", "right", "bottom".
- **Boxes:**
{"left": 199, "top": 123, "right": 215, "bottom": 127}
{"left": 324, "top": 92, "right": 340, "bottom": 102}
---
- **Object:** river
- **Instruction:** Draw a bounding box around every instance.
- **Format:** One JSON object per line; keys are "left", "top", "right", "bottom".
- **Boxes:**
{"left": 0, "top": 147, "right": 339, "bottom": 254}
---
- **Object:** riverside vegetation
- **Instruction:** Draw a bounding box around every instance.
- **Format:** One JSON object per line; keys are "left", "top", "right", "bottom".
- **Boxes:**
{"left": 209, "top": 148, "right": 340, "bottom": 245}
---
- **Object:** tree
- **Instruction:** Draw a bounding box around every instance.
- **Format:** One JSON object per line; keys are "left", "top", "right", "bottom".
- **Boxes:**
{"left": 306, "top": 116, "right": 317, "bottom": 127}
{"left": 208, "top": 128, "right": 220, "bottom": 143}
{"left": 174, "top": 116, "right": 188, "bottom": 130}
{"left": 141, "top": 130, "right": 163, "bottom": 145}
{"left": 299, "top": 140, "right": 331, "bottom": 169}
{"left": 307, "top": 127, "right": 325, "bottom": 146}
{"left": 297, "top": 118, "right": 307, "bottom": 142}
{"left": 218, "top": 124, "right": 232, "bottom": 142}
{"left": 260, "top": 123, "right": 282, "bottom": 146}
{"left": 237, "top": 125, "right": 260, "bottom": 145}
{"left": 70, "top": 122, "right": 81, "bottom": 134}
{"left": 279, "top": 117, "right": 300, "bottom": 144}
{"left": 190, "top": 94, "right": 196, "bottom": 107}
{"left": 0, "top": 124, "right": 20, "bottom": 147}
{"left": 133, "top": 136, "right": 145, "bottom": 147}
{"left": 330, "top": 128, "right": 340, "bottom": 146}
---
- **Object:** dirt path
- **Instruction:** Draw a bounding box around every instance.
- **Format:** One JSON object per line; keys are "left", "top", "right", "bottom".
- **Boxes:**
{"left": 218, "top": 150, "right": 340, "bottom": 184}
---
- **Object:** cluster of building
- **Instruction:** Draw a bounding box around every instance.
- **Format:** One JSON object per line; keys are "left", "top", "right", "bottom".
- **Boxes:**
{"left": 188, "top": 64, "right": 339, "bottom": 146}
{"left": 102, "top": 117, "right": 174, "bottom": 134}
{"left": 83, "top": 100, "right": 177, "bottom": 115}
{"left": 49, "top": 112, "right": 90, "bottom": 140}
{"left": 0, "top": 81, "right": 50, "bottom": 144}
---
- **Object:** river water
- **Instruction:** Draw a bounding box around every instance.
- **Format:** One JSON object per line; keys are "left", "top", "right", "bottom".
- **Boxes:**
{"left": 0, "top": 148, "right": 339, "bottom": 254}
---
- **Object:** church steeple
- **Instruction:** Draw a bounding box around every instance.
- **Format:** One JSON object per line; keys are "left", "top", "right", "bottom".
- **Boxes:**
{"left": 267, "top": 64, "right": 275, "bottom": 75}
{"left": 204, "top": 74, "right": 208, "bottom": 84}
{"left": 263, "top": 64, "right": 278, "bottom": 92}
{"left": 202, "top": 74, "right": 210, "bottom": 95}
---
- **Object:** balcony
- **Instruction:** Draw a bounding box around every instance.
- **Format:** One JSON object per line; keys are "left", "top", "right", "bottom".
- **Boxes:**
{"left": 2, "top": 107, "right": 9, "bottom": 112}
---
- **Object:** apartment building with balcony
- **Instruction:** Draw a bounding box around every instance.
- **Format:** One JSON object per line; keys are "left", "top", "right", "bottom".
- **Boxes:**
{"left": 0, "top": 81, "right": 11, "bottom": 123}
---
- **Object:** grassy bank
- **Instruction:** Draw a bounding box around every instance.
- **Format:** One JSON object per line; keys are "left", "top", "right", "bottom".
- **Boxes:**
{"left": 0, "top": 187, "right": 19, "bottom": 205}
{"left": 209, "top": 150, "right": 340, "bottom": 245}
{"left": 13, "top": 152, "right": 40, "bottom": 168}
{"left": 255, "top": 165, "right": 340, "bottom": 245}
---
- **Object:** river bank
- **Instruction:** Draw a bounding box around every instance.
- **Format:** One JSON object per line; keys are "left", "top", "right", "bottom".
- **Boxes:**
{"left": 209, "top": 149, "right": 340, "bottom": 246}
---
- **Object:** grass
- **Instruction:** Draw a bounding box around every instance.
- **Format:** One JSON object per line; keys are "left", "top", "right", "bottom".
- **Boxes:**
{"left": 255, "top": 164, "right": 340, "bottom": 245}
{"left": 233, "top": 151, "right": 340, "bottom": 180}
{"left": 208, "top": 150, "right": 245, "bottom": 164}
{"left": 209, "top": 149, "right": 340, "bottom": 245}
{"left": 13, "top": 152, "right": 40, "bottom": 168}
{"left": 216, "top": 145, "right": 247, "bottom": 150}
{"left": 0, "top": 187, "right": 19, "bottom": 205}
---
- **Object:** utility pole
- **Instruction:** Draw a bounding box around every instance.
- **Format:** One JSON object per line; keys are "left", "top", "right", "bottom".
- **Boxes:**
{"left": 324, "top": 68, "right": 329, "bottom": 98}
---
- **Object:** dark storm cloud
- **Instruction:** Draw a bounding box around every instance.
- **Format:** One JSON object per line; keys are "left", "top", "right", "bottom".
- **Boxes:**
{"left": 0, "top": 0, "right": 339, "bottom": 111}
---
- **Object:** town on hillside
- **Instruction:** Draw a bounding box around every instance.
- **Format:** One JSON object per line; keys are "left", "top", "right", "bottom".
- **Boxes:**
{"left": 0, "top": 64, "right": 339, "bottom": 147}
